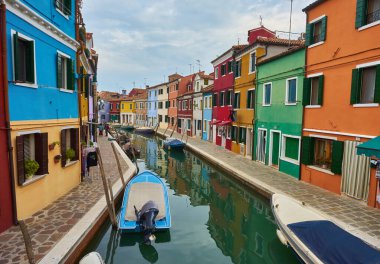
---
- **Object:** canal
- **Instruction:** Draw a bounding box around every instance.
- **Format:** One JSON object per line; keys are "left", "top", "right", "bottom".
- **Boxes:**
{"left": 83, "top": 133, "right": 299, "bottom": 264}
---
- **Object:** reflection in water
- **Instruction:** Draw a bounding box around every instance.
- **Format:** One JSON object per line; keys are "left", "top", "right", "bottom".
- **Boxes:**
{"left": 83, "top": 134, "right": 298, "bottom": 264}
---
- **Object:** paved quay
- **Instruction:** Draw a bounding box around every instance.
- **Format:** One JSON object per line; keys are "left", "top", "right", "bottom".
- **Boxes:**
{"left": 0, "top": 136, "right": 131, "bottom": 264}
{"left": 157, "top": 128, "right": 380, "bottom": 250}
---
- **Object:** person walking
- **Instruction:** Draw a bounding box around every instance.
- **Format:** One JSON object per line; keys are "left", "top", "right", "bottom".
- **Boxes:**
{"left": 105, "top": 123, "right": 110, "bottom": 136}
{"left": 99, "top": 123, "right": 104, "bottom": 136}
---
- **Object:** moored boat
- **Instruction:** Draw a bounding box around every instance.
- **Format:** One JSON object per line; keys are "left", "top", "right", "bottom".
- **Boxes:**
{"left": 121, "top": 124, "right": 135, "bottom": 131}
{"left": 271, "top": 193, "right": 380, "bottom": 264}
{"left": 79, "top": 252, "right": 104, "bottom": 264}
{"left": 135, "top": 127, "right": 155, "bottom": 135}
{"left": 119, "top": 171, "right": 171, "bottom": 244}
{"left": 163, "top": 138, "right": 186, "bottom": 151}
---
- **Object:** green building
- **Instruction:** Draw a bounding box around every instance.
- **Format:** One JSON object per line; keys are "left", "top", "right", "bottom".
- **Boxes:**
{"left": 254, "top": 47, "right": 305, "bottom": 179}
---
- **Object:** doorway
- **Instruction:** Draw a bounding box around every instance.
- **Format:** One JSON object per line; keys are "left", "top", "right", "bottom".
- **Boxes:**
{"left": 257, "top": 129, "right": 267, "bottom": 163}
{"left": 246, "top": 128, "right": 253, "bottom": 159}
{"left": 270, "top": 130, "right": 281, "bottom": 167}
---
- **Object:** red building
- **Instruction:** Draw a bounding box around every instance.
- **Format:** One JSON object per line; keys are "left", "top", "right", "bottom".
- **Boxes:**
{"left": 211, "top": 45, "right": 247, "bottom": 150}
{"left": 109, "top": 99, "right": 121, "bottom": 123}
{"left": 177, "top": 74, "right": 195, "bottom": 136}
{"left": 0, "top": 2, "right": 15, "bottom": 233}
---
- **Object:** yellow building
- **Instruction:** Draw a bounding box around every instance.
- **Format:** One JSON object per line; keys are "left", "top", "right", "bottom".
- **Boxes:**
{"left": 120, "top": 97, "right": 136, "bottom": 124}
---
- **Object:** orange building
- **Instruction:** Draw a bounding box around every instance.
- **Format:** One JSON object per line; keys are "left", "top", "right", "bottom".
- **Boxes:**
{"left": 168, "top": 73, "right": 182, "bottom": 130}
{"left": 301, "top": 0, "right": 380, "bottom": 208}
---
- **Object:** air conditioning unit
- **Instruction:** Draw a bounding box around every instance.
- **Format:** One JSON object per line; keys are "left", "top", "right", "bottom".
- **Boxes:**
{"left": 240, "top": 143, "right": 245, "bottom": 155}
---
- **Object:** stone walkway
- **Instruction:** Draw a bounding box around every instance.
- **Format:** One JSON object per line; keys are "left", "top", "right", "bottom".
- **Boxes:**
{"left": 0, "top": 136, "right": 128, "bottom": 264}
{"left": 157, "top": 128, "right": 380, "bottom": 249}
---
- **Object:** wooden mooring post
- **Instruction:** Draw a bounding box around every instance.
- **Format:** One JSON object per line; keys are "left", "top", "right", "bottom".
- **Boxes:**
{"left": 111, "top": 142, "right": 126, "bottom": 188}
{"left": 19, "top": 220, "right": 35, "bottom": 264}
{"left": 96, "top": 147, "right": 118, "bottom": 229}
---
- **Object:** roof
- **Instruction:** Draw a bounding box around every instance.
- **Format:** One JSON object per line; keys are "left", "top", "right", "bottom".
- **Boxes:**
{"left": 257, "top": 45, "right": 305, "bottom": 66}
{"left": 98, "top": 91, "right": 121, "bottom": 101}
{"left": 199, "top": 72, "right": 214, "bottom": 80}
{"left": 211, "top": 44, "right": 248, "bottom": 64}
{"left": 201, "top": 84, "right": 214, "bottom": 93}
{"left": 302, "top": 0, "right": 327, "bottom": 12}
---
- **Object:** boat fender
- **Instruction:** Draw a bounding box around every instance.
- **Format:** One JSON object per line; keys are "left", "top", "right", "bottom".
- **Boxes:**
{"left": 276, "top": 229, "right": 288, "bottom": 246}
{"left": 79, "top": 252, "right": 105, "bottom": 264}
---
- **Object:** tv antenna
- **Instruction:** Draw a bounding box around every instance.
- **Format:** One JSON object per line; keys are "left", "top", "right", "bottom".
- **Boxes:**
{"left": 259, "top": 15, "right": 263, "bottom": 26}
{"left": 196, "top": 60, "right": 202, "bottom": 72}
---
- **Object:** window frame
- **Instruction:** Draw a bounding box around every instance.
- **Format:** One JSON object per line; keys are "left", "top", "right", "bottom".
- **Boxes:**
{"left": 220, "top": 91, "right": 225, "bottom": 106}
{"left": 262, "top": 82, "right": 272, "bottom": 106}
{"left": 55, "top": 0, "right": 72, "bottom": 18}
{"left": 306, "top": 15, "right": 327, "bottom": 48}
{"left": 352, "top": 61, "right": 380, "bottom": 107}
{"left": 215, "top": 67, "right": 219, "bottom": 79}
{"left": 249, "top": 52, "right": 256, "bottom": 74}
{"left": 234, "top": 92, "right": 241, "bottom": 109}
{"left": 247, "top": 88, "right": 255, "bottom": 109}
{"left": 285, "top": 77, "right": 298, "bottom": 105}
{"left": 235, "top": 59, "right": 242, "bottom": 78}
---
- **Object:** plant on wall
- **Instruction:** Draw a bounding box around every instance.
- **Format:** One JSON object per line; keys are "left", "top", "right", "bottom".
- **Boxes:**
{"left": 49, "top": 141, "right": 60, "bottom": 151}
{"left": 25, "top": 159, "right": 39, "bottom": 179}
{"left": 66, "top": 148, "right": 75, "bottom": 162}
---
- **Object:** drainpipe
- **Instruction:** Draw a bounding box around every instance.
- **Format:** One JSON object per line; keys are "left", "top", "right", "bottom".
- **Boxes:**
{"left": 1, "top": 0, "right": 18, "bottom": 225}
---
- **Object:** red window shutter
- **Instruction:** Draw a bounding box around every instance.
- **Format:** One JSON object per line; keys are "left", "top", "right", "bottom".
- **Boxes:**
{"left": 16, "top": 136, "right": 25, "bottom": 185}
{"left": 35, "top": 133, "right": 49, "bottom": 175}
{"left": 61, "top": 130, "right": 67, "bottom": 167}
{"left": 71, "top": 128, "right": 79, "bottom": 160}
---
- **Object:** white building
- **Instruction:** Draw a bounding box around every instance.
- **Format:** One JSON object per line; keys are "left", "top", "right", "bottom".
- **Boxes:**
{"left": 157, "top": 82, "right": 169, "bottom": 129}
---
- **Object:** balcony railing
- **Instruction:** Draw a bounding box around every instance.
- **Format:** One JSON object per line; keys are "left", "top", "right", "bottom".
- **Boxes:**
{"left": 367, "top": 9, "right": 380, "bottom": 24}
{"left": 55, "top": 0, "right": 72, "bottom": 16}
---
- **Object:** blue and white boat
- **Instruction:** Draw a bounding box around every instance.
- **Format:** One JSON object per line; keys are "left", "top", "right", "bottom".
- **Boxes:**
{"left": 163, "top": 138, "right": 186, "bottom": 151}
{"left": 271, "top": 193, "right": 380, "bottom": 264}
{"left": 119, "top": 171, "right": 171, "bottom": 243}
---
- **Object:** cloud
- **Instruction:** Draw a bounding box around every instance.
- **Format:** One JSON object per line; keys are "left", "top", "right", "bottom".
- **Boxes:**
{"left": 82, "top": 0, "right": 314, "bottom": 92}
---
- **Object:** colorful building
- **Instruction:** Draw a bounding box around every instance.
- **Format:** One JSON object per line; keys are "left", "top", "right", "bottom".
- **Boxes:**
{"left": 135, "top": 91, "right": 148, "bottom": 126}
{"left": 168, "top": 73, "right": 182, "bottom": 130}
{"left": 120, "top": 96, "right": 135, "bottom": 125}
{"left": 147, "top": 84, "right": 159, "bottom": 127}
{"left": 177, "top": 74, "right": 195, "bottom": 136}
{"left": 211, "top": 45, "right": 247, "bottom": 148}
{"left": 109, "top": 100, "right": 120, "bottom": 123}
{"left": 192, "top": 72, "right": 214, "bottom": 138}
{"left": 157, "top": 82, "right": 169, "bottom": 129}
{"left": 301, "top": 0, "right": 380, "bottom": 208}
{"left": 255, "top": 47, "right": 305, "bottom": 179}
{"left": 98, "top": 100, "right": 110, "bottom": 124}
{"left": 202, "top": 84, "right": 214, "bottom": 141}
{"left": 5, "top": 0, "right": 81, "bottom": 219}
{"left": 0, "top": 1, "right": 15, "bottom": 232}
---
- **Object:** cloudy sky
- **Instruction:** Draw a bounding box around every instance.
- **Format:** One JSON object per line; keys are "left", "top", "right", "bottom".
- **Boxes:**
{"left": 82, "top": 0, "right": 314, "bottom": 93}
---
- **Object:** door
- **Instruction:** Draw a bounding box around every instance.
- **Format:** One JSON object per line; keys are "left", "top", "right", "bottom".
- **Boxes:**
{"left": 212, "top": 125, "right": 216, "bottom": 143}
{"left": 221, "top": 127, "right": 226, "bottom": 147}
{"left": 270, "top": 131, "right": 280, "bottom": 167}
{"left": 257, "top": 129, "right": 267, "bottom": 163}
{"left": 246, "top": 128, "right": 253, "bottom": 158}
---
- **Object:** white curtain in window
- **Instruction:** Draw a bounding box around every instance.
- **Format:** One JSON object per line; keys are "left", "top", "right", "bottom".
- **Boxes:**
{"left": 341, "top": 141, "right": 371, "bottom": 201}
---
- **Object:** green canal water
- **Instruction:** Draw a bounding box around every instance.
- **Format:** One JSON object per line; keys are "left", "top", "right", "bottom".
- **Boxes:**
{"left": 83, "top": 134, "right": 299, "bottom": 264}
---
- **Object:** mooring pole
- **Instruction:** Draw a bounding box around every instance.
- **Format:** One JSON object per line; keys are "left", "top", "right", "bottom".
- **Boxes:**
{"left": 170, "top": 121, "right": 177, "bottom": 137}
{"left": 19, "top": 220, "right": 35, "bottom": 264}
{"left": 111, "top": 142, "right": 126, "bottom": 188}
{"left": 96, "top": 147, "right": 118, "bottom": 228}
{"left": 107, "top": 178, "right": 117, "bottom": 223}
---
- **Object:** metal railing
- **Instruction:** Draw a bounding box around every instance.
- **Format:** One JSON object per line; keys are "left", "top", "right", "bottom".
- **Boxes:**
{"left": 367, "top": 9, "right": 380, "bottom": 24}
{"left": 55, "top": 0, "right": 72, "bottom": 16}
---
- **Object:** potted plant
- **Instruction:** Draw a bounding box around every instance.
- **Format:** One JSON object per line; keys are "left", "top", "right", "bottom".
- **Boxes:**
{"left": 66, "top": 148, "right": 76, "bottom": 163}
{"left": 49, "top": 141, "right": 60, "bottom": 151}
{"left": 24, "top": 159, "right": 39, "bottom": 179}
{"left": 54, "top": 155, "right": 61, "bottom": 164}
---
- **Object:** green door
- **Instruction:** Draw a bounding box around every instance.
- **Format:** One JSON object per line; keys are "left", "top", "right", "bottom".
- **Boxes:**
{"left": 271, "top": 132, "right": 280, "bottom": 166}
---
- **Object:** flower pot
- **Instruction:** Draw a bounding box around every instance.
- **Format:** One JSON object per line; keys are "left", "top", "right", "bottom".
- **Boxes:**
{"left": 54, "top": 155, "right": 61, "bottom": 164}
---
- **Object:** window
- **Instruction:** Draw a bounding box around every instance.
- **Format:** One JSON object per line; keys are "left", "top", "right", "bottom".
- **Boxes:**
{"left": 313, "top": 138, "right": 333, "bottom": 170}
{"left": 13, "top": 32, "right": 35, "bottom": 84}
{"left": 57, "top": 52, "right": 74, "bottom": 90}
{"left": 175, "top": 83, "right": 179, "bottom": 90}
{"left": 165, "top": 101, "right": 170, "bottom": 108}
{"left": 165, "top": 115, "right": 169, "bottom": 123}
{"left": 239, "top": 127, "right": 246, "bottom": 144}
{"left": 203, "top": 120, "right": 207, "bottom": 132}
{"left": 303, "top": 75, "right": 324, "bottom": 106}
{"left": 154, "top": 90, "right": 157, "bottom": 96}
{"left": 234, "top": 92, "right": 240, "bottom": 108}
{"left": 187, "top": 119, "right": 191, "bottom": 130}
{"left": 196, "top": 82, "right": 200, "bottom": 91}
{"left": 215, "top": 67, "right": 219, "bottom": 79}
{"left": 197, "top": 120, "right": 202, "bottom": 130}
{"left": 221, "top": 64, "right": 226, "bottom": 76}
{"left": 55, "top": 0, "right": 72, "bottom": 16}
{"left": 158, "top": 102, "right": 163, "bottom": 109}
{"left": 213, "top": 93, "right": 218, "bottom": 107}
{"left": 250, "top": 52, "right": 256, "bottom": 73}
{"left": 306, "top": 16, "right": 327, "bottom": 46}
{"left": 116, "top": 103, "right": 120, "bottom": 109}
{"left": 263, "top": 83, "right": 272, "bottom": 106}
{"left": 204, "top": 79, "right": 209, "bottom": 85}
{"left": 231, "top": 126, "right": 237, "bottom": 141}
{"left": 235, "top": 60, "right": 242, "bottom": 78}
{"left": 158, "top": 115, "right": 162, "bottom": 122}
{"left": 281, "top": 136, "right": 300, "bottom": 162}
{"left": 129, "top": 104, "right": 132, "bottom": 109}
{"left": 220, "top": 92, "right": 225, "bottom": 106}
{"left": 61, "top": 128, "right": 79, "bottom": 167}
{"left": 226, "top": 90, "right": 232, "bottom": 105}
{"left": 228, "top": 61, "right": 233, "bottom": 73}
{"left": 356, "top": 0, "right": 380, "bottom": 28}
{"left": 217, "top": 126, "right": 222, "bottom": 136}
{"left": 16, "top": 133, "right": 48, "bottom": 185}
{"left": 351, "top": 66, "right": 380, "bottom": 104}
{"left": 226, "top": 126, "right": 231, "bottom": 139}
{"left": 189, "top": 99, "right": 192, "bottom": 110}
{"left": 159, "top": 89, "right": 163, "bottom": 95}
{"left": 247, "top": 90, "right": 255, "bottom": 109}
{"left": 110, "top": 104, "right": 113, "bottom": 110}
{"left": 286, "top": 78, "right": 297, "bottom": 104}
{"left": 187, "top": 84, "right": 192, "bottom": 91}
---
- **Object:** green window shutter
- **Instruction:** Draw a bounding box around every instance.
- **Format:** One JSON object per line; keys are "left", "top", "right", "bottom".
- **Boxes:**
{"left": 350, "top": 69, "right": 360, "bottom": 104}
{"left": 320, "top": 16, "right": 327, "bottom": 41}
{"left": 305, "top": 23, "right": 313, "bottom": 47}
{"left": 247, "top": 91, "right": 251, "bottom": 109}
{"left": 57, "top": 54, "right": 62, "bottom": 88}
{"left": 66, "top": 58, "right": 74, "bottom": 90}
{"left": 374, "top": 65, "right": 380, "bottom": 103}
{"left": 331, "top": 141, "right": 344, "bottom": 174}
{"left": 285, "top": 137, "right": 299, "bottom": 160}
{"left": 301, "top": 136, "right": 314, "bottom": 165}
{"left": 16, "top": 136, "right": 25, "bottom": 185}
{"left": 13, "top": 33, "right": 20, "bottom": 81}
{"left": 318, "top": 75, "right": 324, "bottom": 105}
{"left": 26, "top": 41, "right": 35, "bottom": 83}
{"left": 355, "top": 0, "right": 367, "bottom": 29}
{"left": 71, "top": 60, "right": 75, "bottom": 91}
{"left": 302, "top": 78, "right": 311, "bottom": 106}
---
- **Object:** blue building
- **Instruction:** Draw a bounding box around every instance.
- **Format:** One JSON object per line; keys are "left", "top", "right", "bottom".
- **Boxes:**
{"left": 202, "top": 85, "right": 214, "bottom": 141}
{"left": 98, "top": 100, "right": 110, "bottom": 124}
{"left": 5, "top": 0, "right": 81, "bottom": 219}
{"left": 147, "top": 84, "right": 159, "bottom": 126}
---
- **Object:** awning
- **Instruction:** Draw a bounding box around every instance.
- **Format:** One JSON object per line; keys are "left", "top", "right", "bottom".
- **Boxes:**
{"left": 209, "top": 120, "right": 221, "bottom": 125}
{"left": 217, "top": 120, "right": 232, "bottom": 126}
{"left": 356, "top": 136, "right": 380, "bottom": 158}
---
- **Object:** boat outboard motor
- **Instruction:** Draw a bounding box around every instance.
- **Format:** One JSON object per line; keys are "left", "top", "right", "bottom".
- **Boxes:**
{"left": 134, "top": 200, "right": 159, "bottom": 245}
